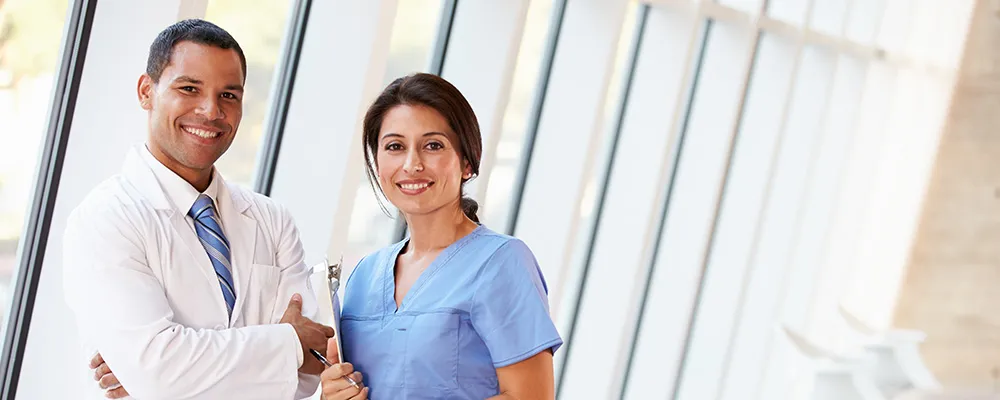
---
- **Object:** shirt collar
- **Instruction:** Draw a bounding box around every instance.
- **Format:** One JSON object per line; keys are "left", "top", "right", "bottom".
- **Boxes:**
{"left": 138, "top": 144, "right": 223, "bottom": 216}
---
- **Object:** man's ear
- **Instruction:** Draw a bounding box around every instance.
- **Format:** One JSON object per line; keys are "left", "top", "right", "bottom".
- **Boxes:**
{"left": 137, "top": 74, "right": 154, "bottom": 111}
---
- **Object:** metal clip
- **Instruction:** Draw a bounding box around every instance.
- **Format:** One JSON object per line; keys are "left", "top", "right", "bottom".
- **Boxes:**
{"left": 327, "top": 254, "right": 343, "bottom": 282}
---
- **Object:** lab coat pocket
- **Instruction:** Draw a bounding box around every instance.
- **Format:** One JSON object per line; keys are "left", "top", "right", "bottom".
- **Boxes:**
{"left": 407, "top": 312, "right": 460, "bottom": 391}
{"left": 246, "top": 263, "right": 281, "bottom": 324}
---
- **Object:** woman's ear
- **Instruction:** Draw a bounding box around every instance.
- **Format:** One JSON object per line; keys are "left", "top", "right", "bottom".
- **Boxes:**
{"left": 462, "top": 159, "right": 473, "bottom": 180}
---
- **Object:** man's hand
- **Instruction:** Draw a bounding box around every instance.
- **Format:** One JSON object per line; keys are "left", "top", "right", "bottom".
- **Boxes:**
{"left": 90, "top": 353, "right": 129, "bottom": 399}
{"left": 279, "top": 293, "right": 335, "bottom": 375}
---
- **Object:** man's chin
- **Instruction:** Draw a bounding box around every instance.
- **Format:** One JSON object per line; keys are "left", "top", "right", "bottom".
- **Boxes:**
{"left": 178, "top": 154, "right": 221, "bottom": 173}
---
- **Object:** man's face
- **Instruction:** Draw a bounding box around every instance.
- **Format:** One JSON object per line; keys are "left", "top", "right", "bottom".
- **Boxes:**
{"left": 138, "top": 41, "right": 244, "bottom": 177}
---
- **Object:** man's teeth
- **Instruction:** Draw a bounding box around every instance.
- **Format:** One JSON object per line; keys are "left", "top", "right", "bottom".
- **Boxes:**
{"left": 185, "top": 127, "right": 220, "bottom": 138}
{"left": 400, "top": 183, "right": 429, "bottom": 190}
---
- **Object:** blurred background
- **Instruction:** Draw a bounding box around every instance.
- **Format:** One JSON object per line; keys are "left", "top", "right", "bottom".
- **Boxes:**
{"left": 0, "top": 0, "right": 995, "bottom": 399}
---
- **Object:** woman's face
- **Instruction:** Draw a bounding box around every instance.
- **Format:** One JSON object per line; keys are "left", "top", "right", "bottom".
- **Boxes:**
{"left": 376, "top": 104, "right": 471, "bottom": 218}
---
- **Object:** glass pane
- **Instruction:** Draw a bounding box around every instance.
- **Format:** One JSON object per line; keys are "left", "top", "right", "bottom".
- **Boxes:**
{"left": 204, "top": 0, "right": 295, "bottom": 187}
{"left": 674, "top": 32, "right": 797, "bottom": 400}
{"left": 382, "top": 0, "right": 443, "bottom": 84}
{"left": 721, "top": 46, "right": 840, "bottom": 400}
{"left": 717, "top": 0, "right": 762, "bottom": 14}
{"left": 766, "top": 0, "right": 810, "bottom": 26}
{"left": 555, "top": 0, "right": 639, "bottom": 392}
{"left": 809, "top": 0, "right": 849, "bottom": 36}
{"left": 481, "top": 0, "right": 556, "bottom": 233}
{"left": 345, "top": 0, "right": 443, "bottom": 268}
{"left": 0, "top": 0, "right": 71, "bottom": 332}
{"left": 628, "top": 19, "right": 756, "bottom": 400}
{"left": 558, "top": 0, "right": 639, "bottom": 329}
{"left": 799, "top": 55, "right": 867, "bottom": 345}
{"left": 874, "top": 0, "right": 913, "bottom": 55}
{"left": 844, "top": 0, "right": 886, "bottom": 45}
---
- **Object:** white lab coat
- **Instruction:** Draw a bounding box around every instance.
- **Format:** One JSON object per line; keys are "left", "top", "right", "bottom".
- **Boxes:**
{"left": 63, "top": 146, "right": 321, "bottom": 399}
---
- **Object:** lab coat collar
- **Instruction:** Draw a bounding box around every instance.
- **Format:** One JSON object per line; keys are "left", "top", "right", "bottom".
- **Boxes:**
{"left": 121, "top": 145, "right": 251, "bottom": 216}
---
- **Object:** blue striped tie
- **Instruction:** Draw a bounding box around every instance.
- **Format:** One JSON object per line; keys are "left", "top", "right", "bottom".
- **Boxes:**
{"left": 188, "top": 194, "right": 237, "bottom": 317}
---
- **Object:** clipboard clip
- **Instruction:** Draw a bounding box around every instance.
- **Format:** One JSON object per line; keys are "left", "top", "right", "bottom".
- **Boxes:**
{"left": 326, "top": 255, "right": 344, "bottom": 283}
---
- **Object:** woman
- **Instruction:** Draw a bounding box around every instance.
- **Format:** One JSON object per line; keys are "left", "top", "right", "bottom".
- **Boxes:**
{"left": 320, "top": 73, "right": 562, "bottom": 400}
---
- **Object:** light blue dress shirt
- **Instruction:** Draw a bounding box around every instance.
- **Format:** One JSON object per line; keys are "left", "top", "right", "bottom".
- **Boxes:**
{"left": 340, "top": 225, "right": 563, "bottom": 399}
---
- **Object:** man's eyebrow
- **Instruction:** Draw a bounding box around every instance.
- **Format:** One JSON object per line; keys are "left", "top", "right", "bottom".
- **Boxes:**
{"left": 174, "top": 75, "right": 202, "bottom": 85}
{"left": 173, "top": 76, "right": 243, "bottom": 91}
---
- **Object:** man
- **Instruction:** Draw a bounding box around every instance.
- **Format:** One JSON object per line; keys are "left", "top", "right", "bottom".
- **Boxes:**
{"left": 63, "top": 19, "right": 334, "bottom": 399}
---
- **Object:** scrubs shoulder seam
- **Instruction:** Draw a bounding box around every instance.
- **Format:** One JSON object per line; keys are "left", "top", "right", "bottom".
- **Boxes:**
{"left": 469, "top": 238, "right": 518, "bottom": 314}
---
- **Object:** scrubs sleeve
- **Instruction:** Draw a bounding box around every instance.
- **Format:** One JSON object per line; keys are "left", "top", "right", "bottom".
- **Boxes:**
{"left": 470, "top": 239, "right": 563, "bottom": 368}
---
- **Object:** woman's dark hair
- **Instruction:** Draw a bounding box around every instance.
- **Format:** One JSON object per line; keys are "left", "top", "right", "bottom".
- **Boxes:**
{"left": 362, "top": 73, "right": 483, "bottom": 223}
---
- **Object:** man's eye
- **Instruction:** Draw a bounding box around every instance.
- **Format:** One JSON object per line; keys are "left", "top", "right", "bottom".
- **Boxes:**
{"left": 222, "top": 92, "right": 238, "bottom": 100}
{"left": 180, "top": 86, "right": 196, "bottom": 93}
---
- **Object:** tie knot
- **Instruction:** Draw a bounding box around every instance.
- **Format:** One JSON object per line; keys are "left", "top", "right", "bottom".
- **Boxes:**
{"left": 189, "top": 194, "right": 216, "bottom": 219}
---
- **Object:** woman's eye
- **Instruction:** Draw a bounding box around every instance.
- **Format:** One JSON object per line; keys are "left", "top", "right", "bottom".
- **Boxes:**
{"left": 426, "top": 142, "right": 444, "bottom": 150}
{"left": 385, "top": 143, "right": 403, "bottom": 151}
{"left": 180, "top": 86, "right": 196, "bottom": 93}
{"left": 222, "top": 92, "right": 238, "bottom": 100}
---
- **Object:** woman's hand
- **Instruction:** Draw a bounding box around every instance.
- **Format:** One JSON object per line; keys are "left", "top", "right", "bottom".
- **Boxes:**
{"left": 321, "top": 337, "right": 369, "bottom": 400}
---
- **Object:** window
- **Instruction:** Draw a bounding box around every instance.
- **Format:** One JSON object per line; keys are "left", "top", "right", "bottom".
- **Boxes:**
{"left": 627, "top": 19, "right": 756, "bottom": 399}
{"left": 0, "top": 0, "right": 71, "bottom": 337}
{"left": 204, "top": 0, "right": 295, "bottom": 187}
{"left": 481, "top": 0, "right": 556, "bottom": 232}
{"left": 674, "top": 32, "right": 798, "bottom": 400}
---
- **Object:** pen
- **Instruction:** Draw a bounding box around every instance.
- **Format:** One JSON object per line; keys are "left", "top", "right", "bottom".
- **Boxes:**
{"left": 309, "top": 348, "right": 362, "bottom": 389}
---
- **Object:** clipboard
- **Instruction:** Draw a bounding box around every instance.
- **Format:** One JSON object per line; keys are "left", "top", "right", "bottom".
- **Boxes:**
{"left": 313, "top": 256, "right": 346, "bottom": 364}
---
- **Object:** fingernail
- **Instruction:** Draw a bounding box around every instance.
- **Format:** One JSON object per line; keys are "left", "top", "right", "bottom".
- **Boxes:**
{"left": 292, "top": 293, "right": 301, "bottom": 302}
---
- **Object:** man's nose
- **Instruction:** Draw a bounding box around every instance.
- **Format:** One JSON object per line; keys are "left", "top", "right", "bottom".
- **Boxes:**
{"left": 196, "top": 96, "right": 223, "bottom": 120}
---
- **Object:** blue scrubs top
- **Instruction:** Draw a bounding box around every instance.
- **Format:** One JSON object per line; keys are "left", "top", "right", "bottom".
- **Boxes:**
{"left": 340, "top": 225, "right": 563, "bottom": 399}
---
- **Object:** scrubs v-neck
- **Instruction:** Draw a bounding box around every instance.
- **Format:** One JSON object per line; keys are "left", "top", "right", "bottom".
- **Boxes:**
{"left": 340, "top": 225, "right": 562, "bottom": 399}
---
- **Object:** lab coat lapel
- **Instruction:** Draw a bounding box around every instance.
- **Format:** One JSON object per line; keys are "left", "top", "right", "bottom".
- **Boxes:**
{"left": 120, "top": 149, "right": 207, "bottom": 268}
{"left": 120, "top": 147, "right": 230, "bottom": 317}
{"left": 165, "top": 213, "right": 223, "bottom": 302}
{"left": 217, "top": 182, "right": 257, "bottom": 325}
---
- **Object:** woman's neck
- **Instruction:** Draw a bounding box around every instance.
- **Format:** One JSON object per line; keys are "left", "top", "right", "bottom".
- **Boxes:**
{"left": 403, "top": 203, "right": 478, "bottom": 254}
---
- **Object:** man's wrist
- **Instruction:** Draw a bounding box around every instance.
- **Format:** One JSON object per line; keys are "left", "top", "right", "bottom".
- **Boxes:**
{"left": 286, "top": 323, "right": 304, "bottom": 368}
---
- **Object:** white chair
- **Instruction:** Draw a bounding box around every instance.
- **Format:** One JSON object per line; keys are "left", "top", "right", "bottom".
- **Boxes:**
{"left": 774, "top": 325, "right": 886, "bottom": 400}
{"left": 839, "top": 305, "right": 942, "bottom": 398}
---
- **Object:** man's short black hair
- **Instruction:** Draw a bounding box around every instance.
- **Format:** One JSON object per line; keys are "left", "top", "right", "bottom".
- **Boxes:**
{"left": 146, "top": 19, "right": 247, "bottom": 82}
